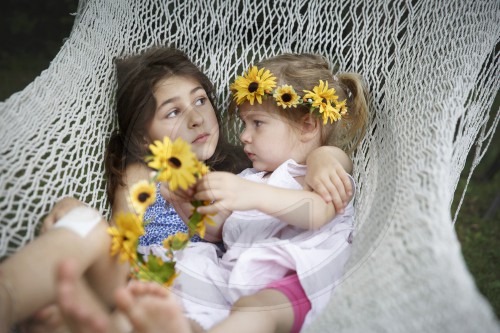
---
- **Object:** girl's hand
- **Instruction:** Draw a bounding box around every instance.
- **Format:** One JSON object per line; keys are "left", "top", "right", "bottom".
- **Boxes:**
{"left": 41, "top": 197, "right": 88, "bottom": 234}
{"left": 194, "top": 172, "right": 254, "bottom": 215}
{"left": 305, "top": 146, "right": 353, "bottom": 212}
{"left": 159, "top": 182, "right": 195, "bottom": 204}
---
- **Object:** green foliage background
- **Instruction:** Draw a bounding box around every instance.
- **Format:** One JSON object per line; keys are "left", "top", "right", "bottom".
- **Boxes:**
{"left": 1, "top": 0, "right": 498, "bottom": 319}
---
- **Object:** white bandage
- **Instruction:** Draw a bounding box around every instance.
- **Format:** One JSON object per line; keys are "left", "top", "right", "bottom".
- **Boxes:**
{"left": 53, "top": 206, "right": 102, "bottom": 237}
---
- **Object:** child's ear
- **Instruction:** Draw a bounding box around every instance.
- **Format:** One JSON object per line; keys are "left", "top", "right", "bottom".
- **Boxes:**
{"left": 300, "top": 114, "right": 320, "bottom": 142}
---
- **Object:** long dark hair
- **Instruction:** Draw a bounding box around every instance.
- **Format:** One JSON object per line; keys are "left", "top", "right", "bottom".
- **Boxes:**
{"left": 105, "top": 46, "right": 248, "bottom": 204}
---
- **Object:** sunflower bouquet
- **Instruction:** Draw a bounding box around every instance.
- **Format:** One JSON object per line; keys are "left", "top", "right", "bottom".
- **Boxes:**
{"left": 107, "top": 136, "right": 213, "bottom": 287}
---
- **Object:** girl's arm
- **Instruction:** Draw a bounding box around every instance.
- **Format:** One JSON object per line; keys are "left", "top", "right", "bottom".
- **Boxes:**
{"left": 305, "top": 146, "right": 353, "bottom": 211}
{"left": 195, "top": 172, "right": 336, "bottom": 230}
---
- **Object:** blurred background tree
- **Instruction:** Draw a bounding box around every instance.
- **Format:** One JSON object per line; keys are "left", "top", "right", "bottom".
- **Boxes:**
{"left": 1, "top": 0, "right": 498, "bottom": 318}
{"left": 0, "top": 0, "right": 77, "bottom": 98}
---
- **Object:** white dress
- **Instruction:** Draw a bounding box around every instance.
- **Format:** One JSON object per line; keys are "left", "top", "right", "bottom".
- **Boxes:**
{"left": 172, "top": 159, "right": 355, "bottom": 330}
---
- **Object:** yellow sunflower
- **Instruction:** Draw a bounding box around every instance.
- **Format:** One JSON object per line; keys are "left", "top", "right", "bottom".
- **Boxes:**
{"left": 273, "top": 85, "right": 300, "bottom": 109}
{"left": 195, "top": 160, "right": 210, "bottom": 178}
{"left": 194, "top": 213, "right": 216, "bottom": 239}
{"left": 137, "top": 256, "right": 178, "bottom": 287}
{"left": 108, "top": 212, "right": 145, "bottom": 264}
{"left": 230, "top": 66, "right": 276, "bottom": 105}
{"left": 147, "top": 137, "right": 199, "bottom": 191}
{"left": 321, "top": 104, "right": 342, "bottom": 125}
{"left": 147, "top": 136, "right": 172, "bottom": 170}
{"left": 163, "top": 232, "right": 189, "bottom": 251}
{"left": 304, "top": 80, "right": 345, "bottom": 124}
{"left": 337, "top": 99, "right": 348, "bottom": 116}
{"left": 129, "top": 180, "right": 156, "bottom": 215}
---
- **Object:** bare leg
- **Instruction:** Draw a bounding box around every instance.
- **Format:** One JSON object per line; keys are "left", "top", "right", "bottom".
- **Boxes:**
{"left": 115, "top": 282, "right": 294, "bottom": 333}
{"left": 0, "top": 218, "right": 128, "bottom": 327}
{"left": 209, "top": 289, "right": 294, "bottom": 333}
{"left": 115, "top": 280, "right": 193, "bottom": 333}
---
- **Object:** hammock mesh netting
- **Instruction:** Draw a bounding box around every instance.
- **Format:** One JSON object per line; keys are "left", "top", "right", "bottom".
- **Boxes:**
{"left": 0, "top": 0, "right": 499, "bottom": 331}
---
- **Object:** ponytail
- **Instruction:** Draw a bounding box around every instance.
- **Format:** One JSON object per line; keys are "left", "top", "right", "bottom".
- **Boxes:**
{"left": 333, "top": 73, "right": 369, "bottom": 154}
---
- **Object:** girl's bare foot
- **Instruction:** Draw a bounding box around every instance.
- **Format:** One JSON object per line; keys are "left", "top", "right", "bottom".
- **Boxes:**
{"left": 17, "top": 304, "right": 68, "bottom": 333}
{"left": 115, "top": 280, "right": 192, "bottom": 333}
{"left": 56, "top": 260, "right": 109, "bottom": 333}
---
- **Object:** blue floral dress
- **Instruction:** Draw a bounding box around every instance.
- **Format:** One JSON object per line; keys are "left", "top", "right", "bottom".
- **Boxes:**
{"left": 138, "top": 184, "right": 201, "bottom": 255}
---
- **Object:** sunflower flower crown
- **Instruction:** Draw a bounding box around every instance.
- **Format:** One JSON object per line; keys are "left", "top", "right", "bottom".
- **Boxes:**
{"left": 107, "top": 137, "right": 213, "bottom": 287}
{"left": 230, "top": 66, "right": 349, "bottom": 125}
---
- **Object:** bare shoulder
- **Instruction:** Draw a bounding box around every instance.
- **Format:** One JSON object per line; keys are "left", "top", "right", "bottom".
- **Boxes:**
{"left": 111, "top": 162, "right": 151, "bottom": 216}
{"left": 124, "top": 162, "right": 151, "bottom": 186}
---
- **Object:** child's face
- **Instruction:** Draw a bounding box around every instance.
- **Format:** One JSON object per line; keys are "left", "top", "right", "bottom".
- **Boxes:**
{"left": 238, "top": 102, "right": 302, "bottom": 172}
{"left": 147, "top": 75, "right": 219, "bottom": 162}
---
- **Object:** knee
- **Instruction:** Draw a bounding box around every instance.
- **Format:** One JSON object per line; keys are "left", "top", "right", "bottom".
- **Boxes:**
{"left": 230, "top": 293, "right": 277, "bottom": 330}
{"left": 231, "top": 291, "right": 294, "bottom": 333}
{"left": 231, "top": 289, "right": 287, "bottom": 311}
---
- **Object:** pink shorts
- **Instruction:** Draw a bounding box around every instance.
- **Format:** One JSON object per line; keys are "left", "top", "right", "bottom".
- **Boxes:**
{"left": 265, "top": 274, "right": 311, "bottom": 333}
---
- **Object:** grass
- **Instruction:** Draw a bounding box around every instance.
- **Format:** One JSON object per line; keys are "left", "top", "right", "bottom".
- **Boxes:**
{"left": 452, "top": 134, "right": 500, "bottom": 318}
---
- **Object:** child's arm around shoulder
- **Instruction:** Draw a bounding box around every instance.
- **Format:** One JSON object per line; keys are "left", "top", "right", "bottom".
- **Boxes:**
{"left": 305, "top": 146, "right": 353, "bottom": 211}
{"left": 195, "top": 171, "right": 337, "bottom": 230}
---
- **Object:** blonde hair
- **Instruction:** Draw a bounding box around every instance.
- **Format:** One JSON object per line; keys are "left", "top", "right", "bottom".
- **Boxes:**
{"left": 253, "top": 53, "right": 369, "bottom": 154}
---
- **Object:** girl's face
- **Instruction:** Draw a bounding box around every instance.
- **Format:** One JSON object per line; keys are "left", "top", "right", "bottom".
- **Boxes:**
{"left": 147, "top": 75, "right": 219, "bottom": 162}
{"left": 238, "top": 101, "right": 302, "bottom": 172}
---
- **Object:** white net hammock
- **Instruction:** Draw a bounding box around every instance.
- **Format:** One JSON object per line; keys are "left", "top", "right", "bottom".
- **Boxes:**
{"left": 0, "top": 0, "right": 499, "bottom": 331}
